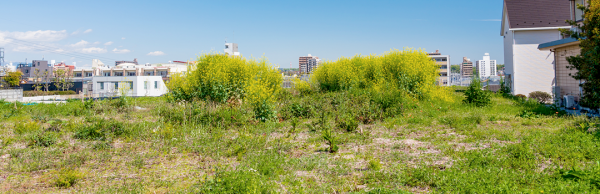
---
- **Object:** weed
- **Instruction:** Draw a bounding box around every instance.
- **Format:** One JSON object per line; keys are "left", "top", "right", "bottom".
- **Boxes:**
{"left": 73, "top": 118, "right": 125, "bottom": 140}
{"left": 464, "top": 78, "right": 491, "bottom": 107}
{"left": 369, "top": 158, "right": 382, "bottom": 171}
{"left": 199, "top": 168, "right": 273, "bottom": 193}
{"left": 28, "top": 132, "right": 58, "bottom": 147}
{"left": 337, "top": 114, "right": 359, "bottom": 132}
{"left": 53, "top": 168, "right": 83, "bottom": 188}
{"left": 14, "top": 120, "right": 40, "bottom": 135}
{"left": 322, "top": 127, "right": 339, "bottom": 153}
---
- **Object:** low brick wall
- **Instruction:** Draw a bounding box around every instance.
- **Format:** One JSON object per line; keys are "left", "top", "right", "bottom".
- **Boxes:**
{"left": 0, "top": 89, "right": 24, "bottom": 102}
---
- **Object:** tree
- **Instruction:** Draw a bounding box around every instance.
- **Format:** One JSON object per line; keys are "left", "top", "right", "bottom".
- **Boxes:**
{"left": 560, "top": 0, "right": 600, "bottom": 108}
{"left": 450, "top": 65, "right": 461, "bottom": 73}
{"left": 33, "top": 68, "right": 42, "bottom": 92}
{"left": 42, "top": 70, "right": 51, "bottom": 92}
{"left": 53, "top": 69, "right": 65, "bottom": 91}
{"left": 4, "top": 71, "right": 23, "bottom": 87}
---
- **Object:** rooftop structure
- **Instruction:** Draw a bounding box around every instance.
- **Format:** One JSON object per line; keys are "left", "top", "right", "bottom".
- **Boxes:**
{"left": 224, "top": 43, "right": 240, "bottom": 56}
{"left": 299, "top": 54, "right": 320, "bottom": 74}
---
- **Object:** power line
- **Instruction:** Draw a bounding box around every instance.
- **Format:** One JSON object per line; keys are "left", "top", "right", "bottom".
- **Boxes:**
{"left": 5, "top": 38, "right": 120, "bottom": 62}
{"left": 4, "top": 40, "right": 117, "bottom": 64}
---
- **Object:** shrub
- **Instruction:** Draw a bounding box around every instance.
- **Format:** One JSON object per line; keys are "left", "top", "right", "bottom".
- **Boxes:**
{"left": 368, "top": 158, "right": 382, "bottom": 171}
{"left": 293, "top": 78, "right": 313, "bottom": 95}
{"left": 515, "top": 94, "right": 527, "bottom": 100}
{"left": 28, "top": 132, "right": 58, "bottom": 147}
{"left": 337, "top": 114, "right": 359, "bottom": 132}
{"left": 281, "top": 102, "right": 312, "bottom": 119}
{"left": 167, "top": 54, "right": 282, "bottom": 121}
{"left": 53, "top": 168, "right": 83, "bottom": 188}
{"left": 464, "top": 79, "right": 491, "bottom": 107}
{"left": 14, "top": 120, "right": 40, "bottom": 135}
{"left": 200, "top": 169, "right": 273, "bottom": 193}
{"left": 529, "top": 91, "right": 552, "bottom": 104}
{"left": 74, "top": 118, "right": 125, "bottom": 140}
{"left": 312, "top": 48, "right": 454, "bottom": 102}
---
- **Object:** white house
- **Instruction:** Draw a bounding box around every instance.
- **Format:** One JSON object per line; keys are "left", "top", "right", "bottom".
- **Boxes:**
{"left": 501, "top": 0, "right": 571, "bottom": 96}
{"left": 92, "top": 76, "right": 168, "bottom": 97}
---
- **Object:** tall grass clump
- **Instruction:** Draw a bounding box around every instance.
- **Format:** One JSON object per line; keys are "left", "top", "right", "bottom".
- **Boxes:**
{"left": 312, "top": 48, "right": 454, "bottom": 102}
{"left": 167, "top": 53, "right": 282, "bottom": 121}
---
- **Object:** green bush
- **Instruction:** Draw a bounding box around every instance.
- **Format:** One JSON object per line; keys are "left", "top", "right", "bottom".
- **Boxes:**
{"left": 28, "top": 132, "right": 58, "bottom": 147}
{"left": 322, "top": 127, "right": 339, "bottom": 153}
{"left": 14, "top": 120, "right": 40, "bottom": 135}
{"left": 53, "top": 168, "right": 83, "bottom": 188}
{"left": 528, "top": 91, "right": 552, "bottom": 104}
{"left": 200, "top": 169, "right": 273, "bottom": 193}
{"left": 368, "top": 158, "right": 382, "bottom": 171}
{"left": 464, "top": 79, "right": 491, "bottom": 107}
{"left": 337, "top": 114, "right": 359, "bottom": 132}
{"left": 559, "top": 161, "right": 600, "bottom": 189}
{"left": 515, "top": 94, "right": 527, "bottom": 100}
{"left": 73, "top": 118, "right": 125, "bottom": 140}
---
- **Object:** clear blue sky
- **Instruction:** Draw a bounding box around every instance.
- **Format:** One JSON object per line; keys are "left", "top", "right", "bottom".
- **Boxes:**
{"left": 0, "top": 0, "right": 504, "bottom": 68}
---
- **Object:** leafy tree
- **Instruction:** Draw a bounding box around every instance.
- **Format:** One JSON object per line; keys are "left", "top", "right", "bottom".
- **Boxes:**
{"left": 53, "top": 69, "right": 65, "bottom": 91}
{"left": 450, "top": 64, "right": 461, "bottom": 73}
{"left": 496, "top": 64, "right": 505, "bottom": 72}
{"left": 560, "top": 0, "right": 600, "bottom": 108}
{"left": 4, "top": 71, "right": 23, "bottom": 87}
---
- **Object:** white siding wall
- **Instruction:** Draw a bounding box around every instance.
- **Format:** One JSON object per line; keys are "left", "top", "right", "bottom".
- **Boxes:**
{"left": 92, "top": 76, "right": 168, "bottom": 97}
{"left": 512, "top": 30, "right": 560, "bottom": 96}
{"left": 503, "top": 15, "right": 514, "bottom": 93}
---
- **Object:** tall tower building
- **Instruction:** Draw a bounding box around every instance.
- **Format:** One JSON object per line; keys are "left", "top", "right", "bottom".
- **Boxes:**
{"left": 427, "top": 50, "right": 450, "bottom": 86}
{"left": 476, "top": 53, "right": 497, "bottom": 78}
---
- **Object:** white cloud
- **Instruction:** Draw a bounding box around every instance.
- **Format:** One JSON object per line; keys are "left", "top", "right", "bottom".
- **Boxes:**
{"left": 82, "top": 47, "right": 107, "bottom": 53}
{"left": 0, "top": 30, "right": 68, "bottom": 42}
{"left": 70, "top": 40, "right": 89, "bottom": 47}
{"left": 147, "top": 51, "right": 165, "bottom": 56}
{"left": 104, "top": 41, "right": 113, "bottom": 46}
{"left": 94, "top": 41, "right": 101, "bottom": 44}
{"left": 71, "top": 31, "right": 80, "bottom": 35}
{"left": 112, "top": 48, "right": 131, "bottom": 54}
{"left": 83, "top": 29, "right": 93, "bottom": 34}
{"left": 121, "top": 37, "right": 126, "bottom": 40}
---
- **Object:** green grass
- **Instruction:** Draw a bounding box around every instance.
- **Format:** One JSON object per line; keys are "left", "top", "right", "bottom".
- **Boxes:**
{"left": 0, "top": 90, "right": 598, "bottom": 193}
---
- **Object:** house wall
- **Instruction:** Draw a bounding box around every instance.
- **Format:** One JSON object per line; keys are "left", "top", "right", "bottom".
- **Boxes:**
{"left": 503, "top": 15, "right": 515, "bottom": 92}
{"left": 92, "top": 76, "right": 168, "bottom": 97}
{"left": 512, "top": 29, "right": 561, "bottom": 96}
{"left": 555, "top": 45, "right": 581, "bottom": 99}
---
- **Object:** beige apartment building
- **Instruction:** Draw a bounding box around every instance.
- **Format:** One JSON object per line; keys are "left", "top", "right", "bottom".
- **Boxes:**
{"left": 461, "top": 57, "right": 473, "bottom": 77}
{"left": 428, "top": 50, "right": 450, "bottom": 86}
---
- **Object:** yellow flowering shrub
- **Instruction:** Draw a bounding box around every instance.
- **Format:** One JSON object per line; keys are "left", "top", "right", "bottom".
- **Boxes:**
{"left": 312, "top": 48, "right": 454, "bottom": 102}
{"left": 167, "top": 53, "right": 282, "bottom": 120}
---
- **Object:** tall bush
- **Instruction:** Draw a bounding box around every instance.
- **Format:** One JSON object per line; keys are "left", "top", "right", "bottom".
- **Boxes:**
{"left": 167, "top": 54, "right": 282, "bottom": 121}
{"left": 312, "top": 48, "right": 453, "bottom": 102}
{"left": 464, "top": 78, "right": 491, "bottom": 107}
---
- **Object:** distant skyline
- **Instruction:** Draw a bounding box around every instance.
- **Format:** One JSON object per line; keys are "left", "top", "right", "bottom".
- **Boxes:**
{"left": 0, "top": 0, "right": 504, "bottom": 68}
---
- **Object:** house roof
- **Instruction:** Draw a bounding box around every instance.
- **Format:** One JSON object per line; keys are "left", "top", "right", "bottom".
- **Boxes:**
{"left": 503, "top": 0, "right": 571, "bottom": 30}
{"left": 538, "top": 37, "right": 580, "bottom": 50}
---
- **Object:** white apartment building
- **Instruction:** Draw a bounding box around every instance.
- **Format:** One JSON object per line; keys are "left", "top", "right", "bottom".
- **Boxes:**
{"left": 224, "top": 43, "right": 240, "bottom": 56}
{"left": 92, "top": 76, "right": 168, "bottom": 97}
{"left": 501, "top": 0, "right": 571, "bottom": 95}
{"left": 476, "top": 53, "right": 497, "bottom": 78}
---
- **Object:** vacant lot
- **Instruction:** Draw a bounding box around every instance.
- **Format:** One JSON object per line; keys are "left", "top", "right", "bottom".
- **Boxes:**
{"left": 1, "top": 89, "right": 599, "bottom": 193}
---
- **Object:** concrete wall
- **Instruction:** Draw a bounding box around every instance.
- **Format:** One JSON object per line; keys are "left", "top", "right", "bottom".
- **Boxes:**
{"left": 0, "top": 89, "right": 23, "bottom": 102}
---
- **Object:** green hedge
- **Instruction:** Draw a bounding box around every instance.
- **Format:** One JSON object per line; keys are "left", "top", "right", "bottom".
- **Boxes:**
{"left": 23, "top": 90, "right": 77, "bottom": 97}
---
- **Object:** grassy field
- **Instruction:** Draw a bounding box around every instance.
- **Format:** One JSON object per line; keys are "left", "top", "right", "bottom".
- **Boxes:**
{"left": 1, "top": 89, "right": 599, "bottom": 193}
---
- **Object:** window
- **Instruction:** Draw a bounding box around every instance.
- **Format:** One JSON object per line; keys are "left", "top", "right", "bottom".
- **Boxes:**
{"left": 25, "top": 70, "right": 29, "bottom": 74}
{"left": 225, "top": 45, "right": 229, "bottom": 49}
{"left": 144, "top": 81, "right": 148, "bottom": 89}
{"left": 86, "top": 72, "right": 93, "bottom": 77}
{"left": 128, "top": 72, "right": 136, "bottom": 76}
{"left": 115, "top": 82, "right": 119, "bottom": 90}
{"left": 104, "top": 72, "right": 111, "bottom": 76}
{"left": 75, "top": 73, "right": 82, "bottom": 77}
{"left": 154, "top": 81, "right": 158, "bottom": 89}
{"left": 574, "top": 0, "right": 585, "bottom": 21}
{"left": 115, "top": 72, "right": 123, "bottom": 76}
{"left": 99, "top": 82, "right": 104, "bottom": 90}
{"left": 129, "top": 82, "right": 133, "bottom": 90}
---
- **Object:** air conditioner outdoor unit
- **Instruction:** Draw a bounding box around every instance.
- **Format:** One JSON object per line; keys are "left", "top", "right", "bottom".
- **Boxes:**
{"left": 564, "top": 95, "right": 575, "bottom": 108}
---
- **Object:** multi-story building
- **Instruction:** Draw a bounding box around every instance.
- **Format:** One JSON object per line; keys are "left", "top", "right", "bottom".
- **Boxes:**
{"left": 461, "top": 57, "right": 473, "bottom": 78}
{"left": 501, "top": 0, "right": 571, "bottom": 95}
{"left": 427, "top": 50, "right": 450, "bottom": 86}
{"left": 224, "top": 43, "right": 240, "bottom": 56}
{"left": 476, "top": 53, "right": 497, "bottom": 78}
{"left": 299, "top": 54, "right": 320, "bottom": 74}
{"left": 17, "top": 60, "right": 54, "bottom": 79}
